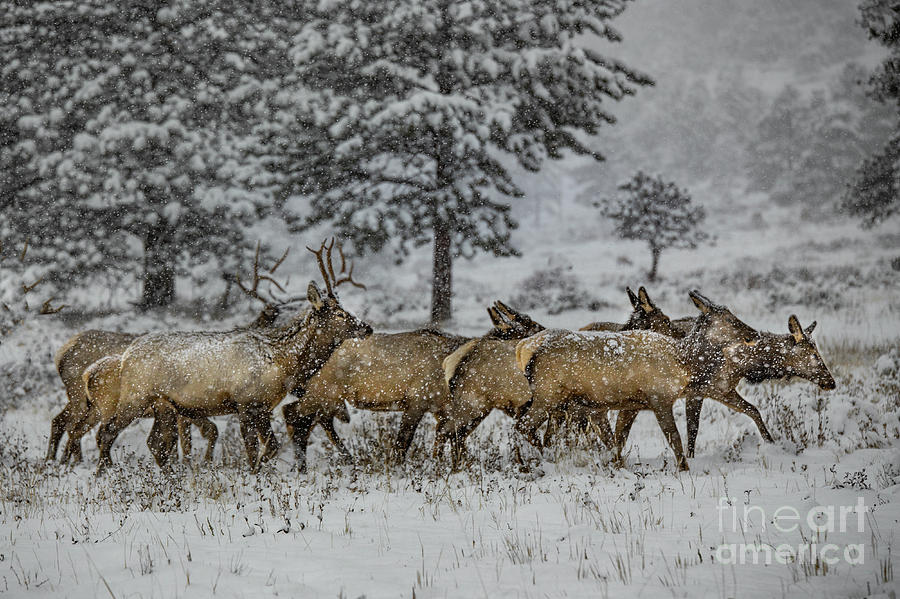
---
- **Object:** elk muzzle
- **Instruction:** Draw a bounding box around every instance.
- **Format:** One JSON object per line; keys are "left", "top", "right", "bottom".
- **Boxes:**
{"left": 818, "top": 373, "right": 836, "bottom": 391}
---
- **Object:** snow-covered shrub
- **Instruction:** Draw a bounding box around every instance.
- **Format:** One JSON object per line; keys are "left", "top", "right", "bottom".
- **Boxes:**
{"left": 750, "top": 357, "right": 900, "bottom": 454}
{"left": 354, "top": 281, "right": 430, "bottom": 324}
{"left": 511, "top": 264, "right": 608, "bottom": 315}
{"left": 687, "top": 256, "right": 896, "bottom": 311}
{"left": 0, "top": 241, "right": 63, "bottom": 337}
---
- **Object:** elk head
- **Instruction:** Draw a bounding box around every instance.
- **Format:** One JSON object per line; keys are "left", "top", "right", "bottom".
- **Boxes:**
{"left": 622, "top": 286, "right": 679, "bottom": 336}
{"left": 305, "top": 238, "right": 373, "bottom": 343}
{"left": 783, "top": 316, "right": 835, "bottom": 390}
{"left": 688, "top": 290, "right": 759, "bottom": 348}
{"left": 491, "top": 300, "right": 546, "bottom": 339}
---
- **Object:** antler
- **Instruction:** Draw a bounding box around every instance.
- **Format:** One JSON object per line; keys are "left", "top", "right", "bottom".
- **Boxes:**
{"left": 306, "top": 237, "right": 366, "bottom": 295}
{"left": 234, "top": 242, "right": 304, "bottom": 309}
{"left": 40, "top": 298, "right": 66, "bottom": 314}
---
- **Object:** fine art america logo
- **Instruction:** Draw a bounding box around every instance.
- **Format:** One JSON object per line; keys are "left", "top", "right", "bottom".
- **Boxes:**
{"left": 715, "top": 497, "right": 868, "bottom": 565}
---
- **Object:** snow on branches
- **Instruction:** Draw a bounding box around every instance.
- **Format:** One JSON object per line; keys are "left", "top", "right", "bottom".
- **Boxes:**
{"left": 0, "top": 240, "right": 64, "bottom": 337}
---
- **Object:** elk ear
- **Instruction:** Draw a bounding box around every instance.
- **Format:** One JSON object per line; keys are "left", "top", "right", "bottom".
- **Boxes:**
{"left": 307, "top": 281, "right": 326, "bottom": 310}
{"left": 638, "top": 286, "right": 655, "bottom": 313}
{"left": 804, "top": 320, "right": 817, "bottom": 336}
{"left": 626, "top": 287, "right": 639, "bottom": 309}
{"left": 493, "top": 300, "right": 517, "bottom": 322}
{"left": 689, "top": 290, "right": 714, "bottom": 314}
{"left": 788, "top": 314, "right": 805, "bottom": 343}
{"left": 487, "top": 306, "right": 509, "bottom": 330}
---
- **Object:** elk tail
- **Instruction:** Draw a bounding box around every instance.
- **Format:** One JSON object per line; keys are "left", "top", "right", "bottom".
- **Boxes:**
{"left": 82, "top": 355, "right": 122, "bottom": 411}
{"left": 443, "top": 339, "right": 480, "bottom": 394}
{"left": 515, "top": 330, "right": 551, "bottom": 386}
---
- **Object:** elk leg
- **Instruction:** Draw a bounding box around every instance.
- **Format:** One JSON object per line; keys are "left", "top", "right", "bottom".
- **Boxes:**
{"left": 613, "top": 409, "right": 639, "bottom": 458}
{"left": 715, "top": 390, "right": 774, "bottom": 445}
{"left": 62, "top": 409, "right": 98, "bottom": 464}
{"left": 567, "top": 402, "right": 593, "bottom": 439}
{"left": 583, "top": 407, "right": 614, "bottom": 448}
{"left": 194, "top": 417, "right": 219, "bottom": 463}
{"left": 647, "top": 399, "right": 689, "bottom": 472}
{"left": 282, "top": 401, "right": 316, "bottom": 472}
{"left": 61, "top": 438, "right": 78, "bottom": 464}
{"left": 148, "top": 404, "right": 179, "bottom": 468}
{"left": 447, "top": 413, "right": 489, "bottom": 471}
{"left": 177, "top": 416, "right": 192, "bottom": 461}
{"left": 394, "top": 409, "right": 426, "bottom": 460}
{"left": 514, "top": 396, "right": 551, "bottom": 451}
{"left": 96, "top": 412, "right": 136, "bottom": 475}
{"left": 432, "top": 421, "right": 448, "bottom": 460}
{"left": 542, "top": 408, "right": 562, "bottom": 447}
{"left": 318, "top": 414, "right": 352, "bottom": 461}
{"left": 685, "top": 396, "right": 704, "bottom": 458}
{"left": 238, "top": 411, "right": 261, "bottom": 472}
{"left": 255, "top": 412, "right": 280, "bottom": 466}
{"left": 47, "top": 405, "right": 71, "bottom": 461}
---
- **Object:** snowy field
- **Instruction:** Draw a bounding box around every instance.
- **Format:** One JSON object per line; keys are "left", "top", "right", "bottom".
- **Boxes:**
{"left": 1, "top": 211, "right": 899, "bottom": 598}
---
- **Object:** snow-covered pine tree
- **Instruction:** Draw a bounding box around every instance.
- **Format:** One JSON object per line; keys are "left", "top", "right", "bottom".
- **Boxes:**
{"left": 602, "top": 171, "right": 708, "bottom": 281}
{"left": 0, "top": 240, "right": 64, "bottom": 337}
{"left": 275, "top": 0, "right": 651, "bottom": 322}
{"left": 844, "top": 0, "right": 900, "bottom": 227}
{"left": 1, "top": 1, "right": 298, "bottom": 308}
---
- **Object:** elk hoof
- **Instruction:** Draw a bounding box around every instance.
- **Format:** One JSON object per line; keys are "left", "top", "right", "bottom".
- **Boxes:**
{"left": 677, "top": 459, "right": 690, "bottom": 472}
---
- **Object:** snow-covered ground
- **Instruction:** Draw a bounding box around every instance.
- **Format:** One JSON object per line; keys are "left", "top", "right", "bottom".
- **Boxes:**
{"left": 1, "top": 209, "right": 898, "bottom": 598}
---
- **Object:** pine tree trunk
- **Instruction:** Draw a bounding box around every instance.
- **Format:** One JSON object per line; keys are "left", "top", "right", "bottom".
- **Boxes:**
{"left": 648, "top": 246, "right": 661, "bottom": 282}
{"left": 431, "top": 217, "right": 452, "bottom": 324}
{"left": 140, "top": 220, "right": 176, "bottom": 309}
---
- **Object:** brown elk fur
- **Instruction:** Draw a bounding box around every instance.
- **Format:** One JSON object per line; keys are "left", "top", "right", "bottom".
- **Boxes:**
{"left": 94, "top": 281, "right": 371, "bottom": 473}
{"left": 280, "top": 301, "right": 542, "bottom": 469}
{"left": 434, "top": 303, "right": 547, "bottom": 467}
{"left": 48, "top": 330, "right": 218, "bottom": 464}
{"left": 280, "top": 301, "right": 547, "bottom": 470}
{"left": 515, "top": 291, "right": 763, "bottom": 471}
{"left": 282, "top": 330, "right": 469, "bottom": 469}
{"left": 549, "top": 286, "right": 682, "bottom": 443}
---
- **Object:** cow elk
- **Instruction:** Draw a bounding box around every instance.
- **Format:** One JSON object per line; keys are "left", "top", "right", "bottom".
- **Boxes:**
{"left": 515, "top": 291, "right": 764, "bottom": 471}
{"left": 93, "top": 239, "right": 371, "bottom": 473}
{"left": 435, "top": 301, "right": 548, "bottom": 468}
{"left": 680, "top": 315, "right": 835, "bottom": 457}
{"left": 545, "top": 286, "right": 682, "bottom": 444}
{"left": 280, "top": 300, "right": 545, "bottom": 472}
{"left": 48, "top": 330, "right": 218, "bottom": 464}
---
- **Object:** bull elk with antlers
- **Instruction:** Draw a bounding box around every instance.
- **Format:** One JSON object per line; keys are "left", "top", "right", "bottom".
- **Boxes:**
{"left": 47, "top": 243, "right": 302, "bottom": 464}
{"left": 92, "top": 239, "right": 371, "bottom": 473}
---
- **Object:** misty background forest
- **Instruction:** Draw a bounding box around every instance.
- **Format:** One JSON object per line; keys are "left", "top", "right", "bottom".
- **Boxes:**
{"left": 1, "top": 1, "right": 899, "bottom": 598}
{"left": 1, "top": 0, "right": 896, "bottom": 323}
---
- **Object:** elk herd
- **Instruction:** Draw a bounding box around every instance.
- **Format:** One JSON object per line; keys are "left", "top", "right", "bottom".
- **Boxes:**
{"left": 44, "top": 239, "right": 836, "bottom": 475}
